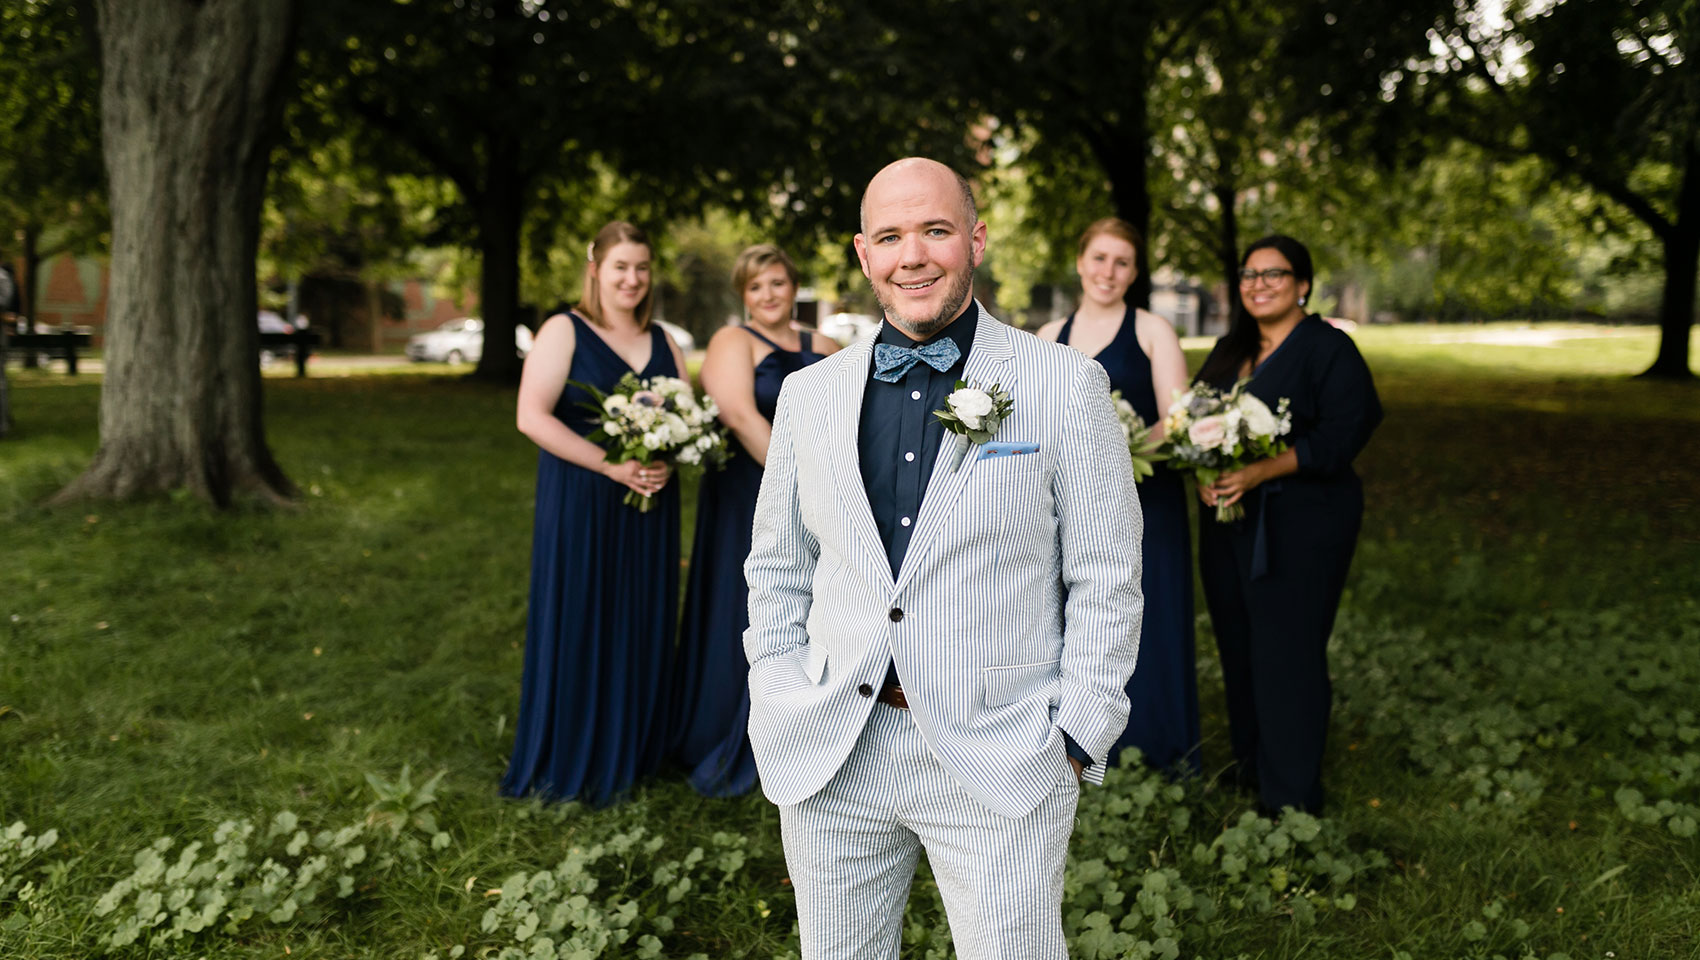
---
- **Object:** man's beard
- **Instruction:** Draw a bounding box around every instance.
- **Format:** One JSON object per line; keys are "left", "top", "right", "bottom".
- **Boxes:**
{"left": 877, "top": 265, "right": 974, "bottom": 340}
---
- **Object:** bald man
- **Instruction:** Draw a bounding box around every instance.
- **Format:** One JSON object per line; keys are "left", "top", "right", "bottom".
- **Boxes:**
{"left": 743, "top": 157, "right": 1144, "bottom": 958}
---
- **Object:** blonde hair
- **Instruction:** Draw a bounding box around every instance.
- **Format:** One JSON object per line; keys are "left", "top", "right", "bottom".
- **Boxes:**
{"left": 731, "top": 243, "right": 800, "bottom": 295}
{"left": 1077, "top": 217, "right": 1144, "bottom": 260}
{"left": 578, "top": 221, "right": 654, "bottom": 329}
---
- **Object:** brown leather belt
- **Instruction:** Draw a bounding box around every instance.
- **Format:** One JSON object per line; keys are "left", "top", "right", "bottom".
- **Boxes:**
{"left": 876, "top": 682, "right": 909, "bottom": 710}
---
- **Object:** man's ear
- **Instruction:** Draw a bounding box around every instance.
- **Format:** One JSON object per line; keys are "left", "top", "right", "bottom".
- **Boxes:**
{"left": 852, "top": 234, "right": 872, "bottom": 279}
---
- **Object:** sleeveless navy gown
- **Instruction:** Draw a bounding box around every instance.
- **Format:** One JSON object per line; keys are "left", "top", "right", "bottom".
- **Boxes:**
{"left": 1059, "top": 310, "right": 1201, "bottom": 774}
{"left": 502, "top": 312, "right": 681, "bottom": 806}
{"left": 670, "top": 326, "right": 824, "bottom": 796}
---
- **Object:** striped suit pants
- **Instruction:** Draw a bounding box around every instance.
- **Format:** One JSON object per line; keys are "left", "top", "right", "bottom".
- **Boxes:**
{"left": 778, "top": 702, "right": 1078, "bottom": 959}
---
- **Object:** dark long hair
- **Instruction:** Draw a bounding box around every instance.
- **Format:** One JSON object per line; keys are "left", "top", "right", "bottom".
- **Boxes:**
{"left": 1196, "top": 234, "right": 1314, "bottom": 385}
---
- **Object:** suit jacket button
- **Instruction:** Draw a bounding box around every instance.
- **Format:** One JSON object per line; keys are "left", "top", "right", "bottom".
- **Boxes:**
{"left": 857, "top": 683, "right": 873, "bottom": 698}
{"left": 888, "top": 608, "right": 904, "bottom": 622}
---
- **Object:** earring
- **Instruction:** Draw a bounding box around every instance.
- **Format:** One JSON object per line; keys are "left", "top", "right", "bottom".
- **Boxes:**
{"left": 1298, "top": 295, "right": 1308, "bottom": 307}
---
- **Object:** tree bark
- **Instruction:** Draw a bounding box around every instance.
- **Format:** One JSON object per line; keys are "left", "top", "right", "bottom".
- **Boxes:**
{"left": 1213, "top": 182, "right": 1241, "bottom": 317}
{"left": 470, "top": 135, "right": 525, "bottom": 383}
{"left": 1640, "top": 158, "right": 1698, "bottom": 380}
{"left": 0, "top": 325, "right": 10, "bottom": 438}
{"left": 20, "top": 225, "right": 39, "bottom": 369}
{"left": 1641, "top": 227, "right": 1698, "bottom": 380}
{"left": 1101, "top": 121, "right": 1154, "bottom": 309}
{"left": 56, "top": 0, "right": 298, "bottom": 506}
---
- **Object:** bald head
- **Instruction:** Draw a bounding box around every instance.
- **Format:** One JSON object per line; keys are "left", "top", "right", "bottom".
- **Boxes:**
{"left": 852, "top": 157, "right": 987, "bottom": 340}
{"left": 858, "top": 158, "right": 978, "bottom": 237}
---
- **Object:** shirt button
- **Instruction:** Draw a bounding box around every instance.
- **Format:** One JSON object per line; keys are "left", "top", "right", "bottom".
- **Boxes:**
{"left": 911, "top": 390, "right": 921, "bottom": 400}
{"left": 889, "top": 608, "right": 904, "bottom": 622}
{"left": 900, "top": 516, "right": 911, "bottom": 527}
{"left": 904, "top": 451, "right": 915, "bottom": 462}
{"left": 858, "top": 683, "right": 873, "bottom": 697}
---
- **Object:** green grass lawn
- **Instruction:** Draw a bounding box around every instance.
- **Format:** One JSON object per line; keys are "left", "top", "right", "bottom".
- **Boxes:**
{"left": 2, "top": 324, "right": 1698, "bottom": 959}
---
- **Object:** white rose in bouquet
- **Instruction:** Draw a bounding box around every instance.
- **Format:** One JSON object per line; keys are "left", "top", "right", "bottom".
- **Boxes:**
{"left": 1236, "top": 393, "right": 1279, "bottom": 438}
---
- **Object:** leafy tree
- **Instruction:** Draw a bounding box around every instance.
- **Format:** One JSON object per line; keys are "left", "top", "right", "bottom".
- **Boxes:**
{"left": 294, "top": 0, "right": 978, "bottom": 381}
{"left": 55, "top": 0, "right": 299, "bottom": 504}
{"left": 861, "top": 0, "right": 1233, "bottom": 309}
{"left": 0, "top": 0, "right": 106, "bottom": 356}
{"left": 1296, "top": 0, "right": 1699, "bottom": 377}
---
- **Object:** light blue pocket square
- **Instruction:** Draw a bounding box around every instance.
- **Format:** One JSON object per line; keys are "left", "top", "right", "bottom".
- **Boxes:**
{"left": 976, "top": 441, "right": 1040, "bottom": 460}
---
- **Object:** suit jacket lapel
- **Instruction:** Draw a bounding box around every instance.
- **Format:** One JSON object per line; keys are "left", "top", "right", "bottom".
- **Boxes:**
{"left": 893, "top": 306, "right": 1016, "bottom": 596}
{"left": 825, "top": 336, "right": 893, "bottom": 585}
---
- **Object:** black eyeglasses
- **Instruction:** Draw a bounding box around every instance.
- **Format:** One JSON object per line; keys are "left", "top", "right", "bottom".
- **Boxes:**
{"left": 1238, "top": 268, "right": 1294, "bottom": 286}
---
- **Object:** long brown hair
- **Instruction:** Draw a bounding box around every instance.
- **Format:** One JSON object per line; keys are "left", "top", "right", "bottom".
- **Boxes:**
{"left": 577, "top": 221, "right": 654, "bottom": 329}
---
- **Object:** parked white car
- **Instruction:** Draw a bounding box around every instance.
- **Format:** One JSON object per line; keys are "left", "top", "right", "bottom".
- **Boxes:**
{"left": 405, "top": 317, "right": 534, "bottom": 364}
{"left": 655, "top": 319, "right": 695, "bottom": 353}
{"left": 818, "top": 312, "right": 881, "bottom": 345}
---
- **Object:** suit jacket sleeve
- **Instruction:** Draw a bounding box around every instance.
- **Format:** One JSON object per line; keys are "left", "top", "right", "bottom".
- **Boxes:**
{"left": 1293, "top": 333, "right": 1382, "bottom": 478}
{"left": 743, "top": 380, "right": 818, "bottom": 668}
{"left": 1051, "top": 359, "right": 1144, "bottom": 783}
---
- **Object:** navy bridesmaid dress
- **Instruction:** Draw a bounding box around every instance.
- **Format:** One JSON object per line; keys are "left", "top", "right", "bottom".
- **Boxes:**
{"left": 1059, "top": 309, "right": 1201, "bottom": 774}
{"left": 670, "top": 325, "right": 824, "bottom": 796}
{"left": 502, "top": 311, "right": 681, "bottom": 806}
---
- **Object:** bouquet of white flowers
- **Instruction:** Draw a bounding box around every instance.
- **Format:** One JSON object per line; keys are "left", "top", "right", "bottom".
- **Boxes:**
{"left": 578, "top": 372, "right": 728, "bottom": 511}
{"left": 1110, "top": 390, "right": 1168, "bottom": 483}
{"left": 1160, "top": 379, "right": 1291, "bottom": 522}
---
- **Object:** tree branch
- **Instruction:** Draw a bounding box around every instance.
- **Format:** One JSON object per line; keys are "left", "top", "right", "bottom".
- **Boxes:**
{"left": 347, "top": 98, "right": 481, "bottom": 204}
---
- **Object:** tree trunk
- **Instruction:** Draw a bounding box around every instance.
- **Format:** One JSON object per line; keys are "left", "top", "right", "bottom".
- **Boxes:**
{"left": 1641, "top": 227, "right": 1698, "bottom": 380}
{"left": 1640, "top": 159, "right": 1698, "bottom": 380}
{"left": 1213, "top": 182, "right": 1241, "bottom": 317}
{"left": 56, "top": 0, "right": 298, "bottom": 506}
{"left": 0, "top": 325, "right": 10, "bottom": 438}
{"left": 20, "top": 224, "right": 39, "bottom": 369}
{"left": 1103, "top": 132, "right": 1153, "bottom": 309}
{"left": 1094, "top": 26, "right": 1153, "bottom": 311}
{"left": 470, "top": 136, "right": 525, "bottom": 383}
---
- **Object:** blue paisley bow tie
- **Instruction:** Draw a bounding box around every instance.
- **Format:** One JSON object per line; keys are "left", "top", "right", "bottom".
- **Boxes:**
{"left": 872, "top": 338, "right": 961, "bottom": 383}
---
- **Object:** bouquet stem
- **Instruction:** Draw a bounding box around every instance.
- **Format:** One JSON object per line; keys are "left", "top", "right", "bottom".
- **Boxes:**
{"left": 1214, "top": 500, "right": 1244, "bottom": 523}
{"left": 623, "top": 491, "right": 655, "bottom": 513}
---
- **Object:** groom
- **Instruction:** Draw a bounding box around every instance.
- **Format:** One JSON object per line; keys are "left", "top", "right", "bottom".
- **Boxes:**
{"left": 744, "top": 157, "right": 1144, "bottom": 958}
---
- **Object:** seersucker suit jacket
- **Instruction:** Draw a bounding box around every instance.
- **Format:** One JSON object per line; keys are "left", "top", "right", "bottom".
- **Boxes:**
{"left": 743, "top": 305, "right": 1143, "bottom": 819}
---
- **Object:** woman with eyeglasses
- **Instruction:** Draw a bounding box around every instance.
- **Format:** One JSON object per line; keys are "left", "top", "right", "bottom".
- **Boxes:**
{"left": 1193, "top": 234, "right": 1382, "bottom": 816}
{"left": 1038, "top": 217, "right": 1199, "bottom": 776}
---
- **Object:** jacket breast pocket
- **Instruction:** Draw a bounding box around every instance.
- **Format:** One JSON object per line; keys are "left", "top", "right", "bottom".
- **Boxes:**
{"left": 981, "top": 658, "right": 1061, "bottom": 708}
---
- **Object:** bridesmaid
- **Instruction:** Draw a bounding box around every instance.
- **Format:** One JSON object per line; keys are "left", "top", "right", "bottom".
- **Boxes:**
{"left": 502, "top": 220, "right": 688, "bottom": 806}
{"left": 1194, "top": 234, "right": 1382, "bottom": 815}
{"left": 1037, "top": 218, "right": 1199, "bottom": 774}
{"left": 669, "top": 243, "right": 836, "bottom": 796}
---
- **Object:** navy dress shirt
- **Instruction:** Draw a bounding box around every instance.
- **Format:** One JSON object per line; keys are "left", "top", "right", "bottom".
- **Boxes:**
{"left": 856, "top": 302, "right": 1094, "bottom": 771}
{"left": 857, "top": 303, "right": 979, "bottom": 578}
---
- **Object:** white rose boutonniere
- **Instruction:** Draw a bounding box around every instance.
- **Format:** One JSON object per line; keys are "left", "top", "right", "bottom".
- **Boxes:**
{"left": 933, "top": 380, "right": 1013, "bottom": 471}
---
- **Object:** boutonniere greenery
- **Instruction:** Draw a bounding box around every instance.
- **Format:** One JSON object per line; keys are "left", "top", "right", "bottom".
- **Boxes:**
{"left": 934, "top": 380, "right": 1013, "bottom": 470}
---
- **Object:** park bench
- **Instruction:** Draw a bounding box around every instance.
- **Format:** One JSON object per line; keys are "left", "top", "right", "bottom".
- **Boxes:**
{"left": 1, "top": 329, "right": 95, "bottom": 374}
